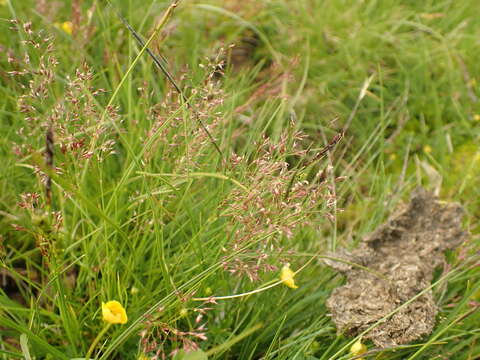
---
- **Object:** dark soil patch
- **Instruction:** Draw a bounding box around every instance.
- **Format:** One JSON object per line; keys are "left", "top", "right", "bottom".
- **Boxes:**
{"left": 325, "top": 188, "right": 467, "bottom": 347}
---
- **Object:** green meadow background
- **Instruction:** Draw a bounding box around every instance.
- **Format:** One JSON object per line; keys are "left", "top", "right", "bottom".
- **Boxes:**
{"left": 0, "top": 0, "right": 479, "bottom": 359}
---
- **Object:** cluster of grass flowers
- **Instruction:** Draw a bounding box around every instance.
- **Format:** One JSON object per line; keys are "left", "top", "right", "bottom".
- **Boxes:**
{"left": 0, "top": 0, "right": 479, "bottom": 359}
{"left": 1, "top": 11, "right": 329, "bottom": 358}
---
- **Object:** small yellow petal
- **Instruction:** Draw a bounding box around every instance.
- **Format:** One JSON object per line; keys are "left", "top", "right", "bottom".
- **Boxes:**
{"left": 350, "top": 339, "right": 367, "bottom": 358}
{"left": 473, "top": 114, "right": 480, "bottom": 121}
{"left": 280, "top": 264, "right": 298, "bottom": 289}
{"left": 61, "top": 21, "right": 73, "bottom": 35}
{"left": 102, "top": 300, "right": 128, "bottom": 324}
{"left": 423, "top": 145, "right": 432, "bottom": 154}
{"left": 54, "top": 21, "right": 73, "bottom": 35}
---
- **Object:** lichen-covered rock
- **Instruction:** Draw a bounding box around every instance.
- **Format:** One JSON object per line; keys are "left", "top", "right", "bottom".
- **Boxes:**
{"left": 325, "top": 188, "right": 467, "bottom": 347}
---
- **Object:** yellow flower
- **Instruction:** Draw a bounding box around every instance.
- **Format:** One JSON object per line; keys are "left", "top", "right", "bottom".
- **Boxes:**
{"left": 474, "top": 114, "right": 480, "bottom": 121}
{"left": 54, "top": 21, "right": 73, "bottom": 35}
{"left": 423, "top": 145, "right": 432, "bottom": 154}
{"left": 102, "top": 300, "right": 128, "bottom": 324}
{"left": 0, "top": 0, "right": 7, "bottom": 6}
{"left": 350, "top": 339, "right": 367, "bottom": 359}
{"left": 280, "top": 264, "right": 298, "bottom": 289}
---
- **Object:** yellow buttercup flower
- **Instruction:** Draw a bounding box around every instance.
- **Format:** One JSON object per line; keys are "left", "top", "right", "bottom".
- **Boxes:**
{"left": 280, "top": 264, "right": 298, "bottom": 289}
{"left": 54, "top": 21, "right": 73, "bottom": 35}
{"left": 350, "top": 339, "right": 367, "bottom": 359}
{"left": 102, "top": 300, "right": 128, "bottom": 324}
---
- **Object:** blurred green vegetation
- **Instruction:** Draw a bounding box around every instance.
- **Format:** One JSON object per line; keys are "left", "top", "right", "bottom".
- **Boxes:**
{"left": 0, "top": 0, "right": 479, "bottom": 359}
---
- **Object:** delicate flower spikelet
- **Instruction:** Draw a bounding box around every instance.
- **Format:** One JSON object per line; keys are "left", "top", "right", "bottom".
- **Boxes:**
{"left": 54, "top": 21, "right": 73, "bottom": 35}
{"left": 102, "top": 300, "right": 128, "bottom": 324}
{"left": 280, "top": 264, "right": 298, "bottom": 289}
{"left": 350, "top": 339, "right": 367, "bottom": 359}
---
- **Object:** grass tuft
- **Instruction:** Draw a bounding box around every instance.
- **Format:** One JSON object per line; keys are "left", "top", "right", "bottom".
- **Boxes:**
{"left": 0, "top": 0, "right": 479, "bottom": 359}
